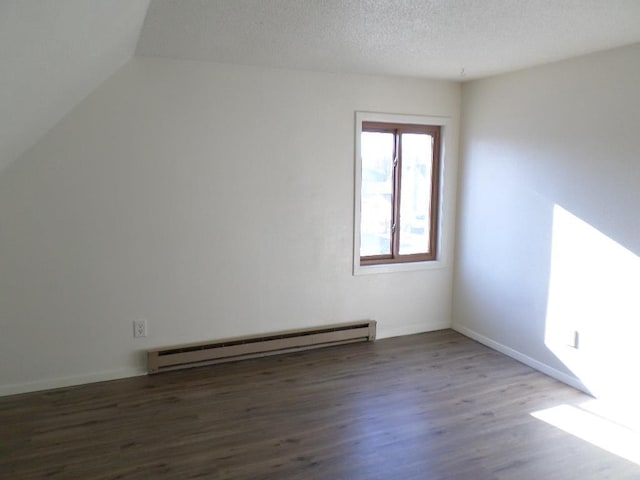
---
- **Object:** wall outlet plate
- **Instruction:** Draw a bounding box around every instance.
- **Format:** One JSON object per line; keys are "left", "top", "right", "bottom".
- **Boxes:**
{"left": 568, "top": 330, "right": 579, "bottom": 349}
{"left": 133, "top": 319, "right": 147, "bottom": 338}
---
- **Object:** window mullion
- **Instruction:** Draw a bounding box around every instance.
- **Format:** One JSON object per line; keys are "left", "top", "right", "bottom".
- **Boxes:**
{"left": 391, "top": 130, "right": 401, "bottom": 258}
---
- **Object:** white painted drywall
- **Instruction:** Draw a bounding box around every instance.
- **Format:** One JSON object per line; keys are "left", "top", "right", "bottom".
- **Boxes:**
{"left": 0, "top": 57, "right": 460, "bottom": 395}
{"left": 0, "top": 0, "right": 150, "bottom": 172}
{"left": 454, "top": 43, "right": 640, "bottom": 401}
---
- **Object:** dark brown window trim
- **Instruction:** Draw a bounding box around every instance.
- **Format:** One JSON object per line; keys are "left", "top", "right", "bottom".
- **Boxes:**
{"left": 360, "top": 121, "right": 441, "bottom": 266}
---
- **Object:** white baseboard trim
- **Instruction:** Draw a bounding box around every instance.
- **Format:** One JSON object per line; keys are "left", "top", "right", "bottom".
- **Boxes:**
{"left": 0, "top": 368, "right": 147, "bottom": 397}
{"left": 377, "top": 321, "right": 451, "bottom": 340}
{"left": 452, "top": 323, "right": 590, "bottom": 395}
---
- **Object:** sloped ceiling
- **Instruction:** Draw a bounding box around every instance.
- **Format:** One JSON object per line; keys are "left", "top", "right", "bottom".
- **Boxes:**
{"left": 0, "top": 0, "right": 150, "bottom": 172}
{"left": 137, "top": 0, "right": 640, "bottom": 80}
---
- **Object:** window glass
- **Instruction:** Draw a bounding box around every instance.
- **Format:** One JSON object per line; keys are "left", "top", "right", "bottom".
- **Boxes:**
{"left": 399, "top": 133, "right": 433, "bottom": 255}
{"left": 360, "top": 132, "right": 394, "bottom": 257}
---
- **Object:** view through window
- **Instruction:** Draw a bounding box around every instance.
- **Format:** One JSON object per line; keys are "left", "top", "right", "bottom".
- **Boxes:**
{"left": 359, "top": 121, "right": 441, "bottom": 265}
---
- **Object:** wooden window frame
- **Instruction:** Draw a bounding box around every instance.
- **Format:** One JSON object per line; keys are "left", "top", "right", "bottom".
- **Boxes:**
{"left": 359, "top": 121, "right": 441, "bottom": 266}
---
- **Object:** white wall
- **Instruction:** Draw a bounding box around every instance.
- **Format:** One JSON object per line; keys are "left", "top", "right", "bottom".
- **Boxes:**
{"left": 454, "top": 44, "right": 640, "bottom": 401}
{"left": 0, "top": 0, "right": 150, "bottom": 172}
{"left": 0, "top": 57, "right": 460, "bottom": 395}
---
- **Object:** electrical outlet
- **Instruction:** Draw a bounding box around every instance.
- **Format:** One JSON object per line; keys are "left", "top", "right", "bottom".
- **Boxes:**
{"left": 133, "top": 319, "right": 147, "bottom": 338}
{"left": 568, "top": 330, "right": 579, "bottom": 349}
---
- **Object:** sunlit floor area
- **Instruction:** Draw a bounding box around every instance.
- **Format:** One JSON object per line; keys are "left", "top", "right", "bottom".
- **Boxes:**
{"left": 1, "top": 329, "right": 639, "bottom": 479}
{"left": 532, "top": 401, "right": 640, "bottom": 466}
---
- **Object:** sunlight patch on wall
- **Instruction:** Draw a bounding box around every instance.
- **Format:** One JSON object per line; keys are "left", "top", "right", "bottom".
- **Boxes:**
{"left": 544, "top": 205, "right": 640, "bottom": 401}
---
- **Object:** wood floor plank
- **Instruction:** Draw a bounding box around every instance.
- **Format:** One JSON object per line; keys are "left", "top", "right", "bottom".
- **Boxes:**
{"left": 1, "top": 329, "right": 638, "bottom": 479}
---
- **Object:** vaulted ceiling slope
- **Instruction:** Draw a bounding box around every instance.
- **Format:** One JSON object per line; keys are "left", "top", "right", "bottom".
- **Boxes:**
{"left": 0, "top": 0, "right": 150, "bottom": 172}
{"left": 137, "top": 0, "right": 640, "bottom": 80}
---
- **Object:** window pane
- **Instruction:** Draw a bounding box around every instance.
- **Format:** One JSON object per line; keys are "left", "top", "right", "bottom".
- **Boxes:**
{"left": 360, "top": 132, "right": 394, "bottom": 257}
{"left": 399, "top": 133, "right": 433, "bottom": 255}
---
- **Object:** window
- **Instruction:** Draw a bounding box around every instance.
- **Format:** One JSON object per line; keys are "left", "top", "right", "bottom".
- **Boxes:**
{"left": 355, "top": 114, "right": 443, "bottom": 270}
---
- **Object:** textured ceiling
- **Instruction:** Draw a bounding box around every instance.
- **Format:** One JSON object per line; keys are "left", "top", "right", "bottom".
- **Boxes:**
{"left": 0, "top": 0, "right": 149, "bottom": 172}
{"left": 137, "top": 0, "right": 640, "bottom": 80}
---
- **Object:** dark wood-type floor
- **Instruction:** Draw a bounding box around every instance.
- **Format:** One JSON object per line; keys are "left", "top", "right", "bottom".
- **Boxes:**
{"left": 1, "top": 329, "right": 639, "bottom": 479}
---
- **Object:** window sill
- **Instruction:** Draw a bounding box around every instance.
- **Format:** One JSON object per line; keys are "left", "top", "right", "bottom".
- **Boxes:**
{"left": 353, "top": 259, "right": 444, "bottom": 276}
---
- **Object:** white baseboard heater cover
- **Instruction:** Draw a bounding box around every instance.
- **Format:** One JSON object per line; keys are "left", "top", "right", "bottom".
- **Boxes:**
{"left": 147, "top": 320, "right": 376, "bottom": 374}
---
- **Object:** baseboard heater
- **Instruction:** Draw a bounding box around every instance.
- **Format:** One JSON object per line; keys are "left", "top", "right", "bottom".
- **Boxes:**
{"left": 147, "top": 320, "right": 376, "bottom": 374}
